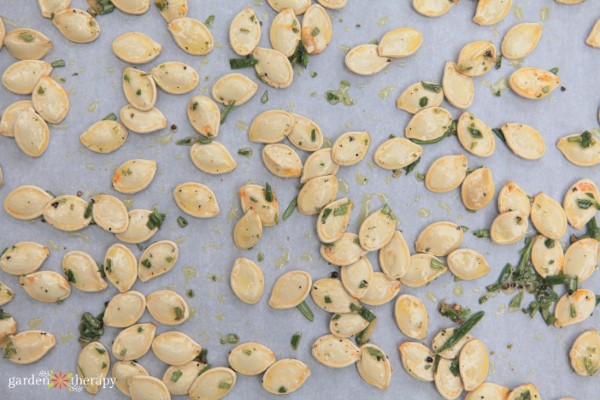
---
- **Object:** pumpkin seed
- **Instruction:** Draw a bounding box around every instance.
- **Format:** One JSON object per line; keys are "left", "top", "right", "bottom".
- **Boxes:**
{"left": 112, "top": 32, "right": 161, "bottom": 64}
{"left": 425, "top": 154, "right": 468, "bottom": 193}
{"left": 155, "top": 0, "right": 187, "bottom": 22}
{"left": 473, "top": 0, "right": 513, "bottom": 25}
{"left": 378, "top": 27, "right": 422, "bottom": 58}
{"left": 128, "top": 375, "right": 170, "bottom": 400}
{"left": 163, "top": 361, "right": 206, "bottom": 395}
{"left": 0, "top": 314, "right": 17, "bottom": 347}
{"left": 152, "top": 331, "right": 200, "bottom": 365}
{"left": 587, "top": 19, "right": 600, "bottom": 47}
{"left": 92, "top": 194, "right": 129, "bottom": 233}
{"left": 345, "top": 44, "right": 391, "bottom": 75}
{"left": 563, "top": 238, "right": 599, "bottom": 282}
{"left": 312, "top": 334, "right": 360, "bottom": 368}
{"left": 396, "top": 81, "right": 444, "bottom": 114}
{"left": 269, "top": 270, "right": 312, "bottom": 309}
{"left": 168, "top": 17, "right": 213, "bottom": 55}
{"left": 0, "top": 242, "right": 49, "bottom": 276}
{"left": 416, "top": 221, "right": 463, "bottom": 257}
{"left": 112, "top": 0, "right": 150, "bottom": 15}
{"left": 443, "top": 61, "right": 474, "bottom": 109}
{"left": 502, "top": 23, "right": 543, "bottom": 59}
{"left": 405, "top": 107, "right": 453, "bottom": 142}
{"left": 557, "top": 132, "right": 600, "bottom": 167}
{"left": 104, "top": 243, "right": 138, "bottom": 292}
{"left": 103, "top": 291, "right": 146, "bottom": 328}
{"left": 569, "top": 329, "right": 600, "bottom": 376}
{"left": 461, "top": 167, "right": 495, "bottom": 211}
{"left": 456, "top": 41, "right": 497, "bottom": 77}
{"left": 120, "top": 105, "right": 167, "bottom": 134}
{"left": 317, "top": 197, "right": 354, "bottom": 243}
{"left": 14, "top": 106, "right": 50, "bottom": 158}
{"left": 229, "top": 342, "right": 276, "bottom": 375}
{"left": 62, "top": 250, "right": 108, "bottom": 292}
{"left": 262, "top": 144, "right": 302, "bottom": 178}
{"left": 3, "top": 28, "right": 53, "bottom": 60}
{"left": 361, "top": 272, "right": 401, "bottom": 306}
{"left": 212, "top": 73, "right": 258, "bottom": 106}
{"left": 490, "top": 210, "right": 529, "bottom": 245}
{"left": 173, "top": 181, "right": 219, "bottom": 219}
{"left": 151, "top": 61, "right": 198, "bottom": 94}
{"left": 554, "top": 288, "right": 596, "bottom": 328}
{"left": 190, "top": 140, "right": 237, "bottom": 174}
{"left": 530, "top": 192, "right": 567, "bottom": 240}
{"left": 457, "top": 112, "right": 495, "bottom": 157}
{"left": 502, "top": 123, "right": 546, "bottom": 160}
{"left": 458, "top": 339, "right": 489, "bottom": 390}
{"left": 239, "top": 184, "right": 279, "bottom": 227}
{"left": 498, "top": 181, "right": 531, "bottom": 216}
{"left": 320, "top": 232, "right": 365, "bottom": 266}
{"left": 311, "top": 278, "right": 359, "bottom": 313}
{"left": 301, "top": 4, "right": 332, "bottom": 55}
{"left": 330, "top": 313, "right": 369, "bottom": 338}
{"left": 270, "top": 9, "right": 301, "bottom": 57}
{"left": 301, "top": 148, "right": 339, "bottom": 183}
{"left": 112, "top": 323, "right": 156, "bottom": 361}
{"left": 298, "top": 175, "right": 338, "bottom": 215}
{"left": 234, "top": 209, "right": 263, "bottom": 250}
{"left": 287, "top": 113, "right": 323, "bottom": 151}
{"left": 267, "top": 0, "right": 311, "bottom": 15}
{"left": 563, "top": 178, "right": 600, "bottom": 229}
{"left": 0, "top": 100, "right": 32, "bottom": 137}
{"left": 0, "top": 281, "right": 14, "bottom": 306}
{"left": 465, "top": 383, "right": 509, "bottom": 400}
{"left": 52, "top": 8, "right": 100, "bottom": 43}
{"left": 230, "top": 258, "right": 264, "bottom": 305}
{"left": 187, "top": 96, "right": 220, "bottom": 138}
{"left": 189, "top": 367, "right": 236, "bottom": 400}
{"left": 3, "top": 330, "right": 55, "bottom": 364}
{"left": 122, "top": 67, "right": 157, "bottom": 111}
{"left": 230, "top": 8, "right": 261, "bottom": 56}
{"left": 138, "top": 240, "right": 178, "bottom": 282}
{"left": 317, "top": 0, "right": 347, "bottom": 9}
{"left": 113, "top": 159, "right": 157, "bottom": 194}
{"left": 31, "top": 75, "right": 68, "bottom": 124}
{"left": 509, "top": 67, "right": 560, "bottom": 99}
{"left": 359, "top": 205, "right": 396, "bottom": 251}
{"left": 434, "top": 357, "right": 463, "bottom": 400}
{"left": 379, "top": 230, "right": 410, "bottom": 279}
{"left": 43, "top": 195, "right": 92, "bottom": 231}
{"left": 395, "top": 294, "right": 429, "bottom": 340}
{"left": 507, "top": 384, "right": 542, "bottom": 400}
{"left": 2, "top": 60, "right": 52, "bottom": 95}
{"left": 374, "top": 137, "right": 423, "bottom": 170}
{"left": 431, "top": 328, "right": 473, "bottom": 359}
{"left": 401, "top": 253, "right": 447, "bottom": 288}
{"left": 112, "top": 360, "right": 149, "bottom": 396}
{"left": 399, "top": 341, "right": 434, "bottom": 382}
{"left": 146, "top": 290, "right": 189, "bottom": 326}
{"left": 412, "top": 0, "right": 455, "bottom": 17}
{"left": 77, "top": 342, "right": 110, "bottom": 394}
{"left": 331, "top": 131, "right": 371, "bottom": 166}
{"left": 340, "top": 256, "right": 373, "bottom": 299}
{"left": 20, "top": 271, "right": 71, "bottom": 302}
{"left": 447, "top": 248, "right": 491, "bottom": 280}
{"left": 530, "top": 235, "right": 564, "bottom": 277}
{"left": 262, "top": 358, "right": 311, "bottom": 394}
{"left": 38, "top": 0, "right": 71, "bottom": 18}
{"left": 248, "top": 109, "right": 294, "bottom": 143}
{"left": 3, "top": 184, "right": 53, "bottom": 220}
{"left": 253, "top": 47, "right": 294, "bottom": 88}
{"left": 80, "top": 120, "right": 128, "bottom": 153}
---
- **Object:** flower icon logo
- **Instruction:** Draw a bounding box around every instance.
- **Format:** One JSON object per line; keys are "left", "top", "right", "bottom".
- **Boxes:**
{"left": 48, "top": 370, "right": 72, "bottom": 390}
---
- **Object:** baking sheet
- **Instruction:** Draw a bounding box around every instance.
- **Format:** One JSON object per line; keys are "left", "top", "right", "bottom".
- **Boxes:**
{"left": 0, "top": 0, "right": 599, "bottom": 398}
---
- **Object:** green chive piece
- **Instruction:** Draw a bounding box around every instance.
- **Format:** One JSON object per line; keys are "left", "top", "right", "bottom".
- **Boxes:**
{"left": 265, "top": 182, "right": 273, "bottom": 202}
{"left": 229, "top": 57, "right": 259, "bottom": 69}
{"left": 282, "top": 196, "right": 298, "bottom": 221}
{"left": 102, "top": 112, "right": 117, "bottom": 121}
{"left": 220, "top": 101, "right": 236, "bottom": 125}
{"left": 220, "top": 333, "right": 239, "bottom": 345}
{"left": 51, "top": 59, "right": 66, "bottom": 68}
{"left": 473, "top": 228, "right": 490, "bottom": 238}
{"left": 261, "top": 91, "right": 269, "bottom": 103}
{"left": 146, "top": 208, "right": 166, "bottom": 230}
{"left": 297, "top": 300, "right": 314, "bottom": 321}
{"left": 291, "top": 332, "right": 302, "bottom": 350}
{"left": 435, "top": 311, "right": 485, "bottom": 354}
{"left": 492, "top": 128, "right": 506, "bottom": 143}
{"left": 438, "top": 301, "right": 471, "bottom": 324}
{"left": 177, "top": 216, "right": 188, "bottom": 228}
{"left": 205, "top": 15, "right": 215, "bottom": 27}
{"left": 421, "top": 81, "right": 442, "bottom": 93}
{"left": 419, "top": 96, "right": 428, "bottom": 107}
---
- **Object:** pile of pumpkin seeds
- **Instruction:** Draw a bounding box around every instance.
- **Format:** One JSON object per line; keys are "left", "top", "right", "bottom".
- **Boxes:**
{"left": 0, "top": 0, "right": 599, "bottom": 399}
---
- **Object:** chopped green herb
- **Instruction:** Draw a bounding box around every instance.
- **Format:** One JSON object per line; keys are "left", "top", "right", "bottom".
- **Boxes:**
{"left": 381, "top": 204, "right": 395, "bottom": 220}
{"left": 288, "top": 42, "right": 309, "bottom": 68}
{"left": 66, "top": 269, "right": 76, "bottom": 284}
{"left": 257, "top": 252, "right": 265, "bottom": 262}
{"left": 177, "top": 216, "right": 188, "bottom": 228}
{"left": 449, "top": 359, "right": 460, "bottom": 377}
{"left": 403, "top": 157, "right": 421, "bottom": 175}
{"left": 95, "top": 347, "right": 106, "bottom": 355}
{"left": 238, "top": 147, "right": 253, "bottom": 157}
{"left": 312, "top": 27, "right": 320, "bottom": 36}
{"left": 186, "top": 289, "right": 195, "bottom": 298}
{"left": 37, "top": 86, "right": 45, "bottom": 95}
{"left": 205, "top": 15, "right": 215, "bottom": 27}
{"left": 431, "top": 259, "right": 445, "bottom": 269}
{"left": 333, "top": 201, "right": 351, "bottom": 216}
{"left": 283, "top": 196, "right": 298, "bottom": 221}
{"left": 102, "top": 112, "right": 117, "bottom": 121}
{"left": 495, "top": 55, "right": 502, "bottom": 69}
{"left": 311, "top": 129, "right": 317, "bottom": 142}
{"left": 154, "top": 0, "right": 168, "bottom": 11}
{"left": 419, "top": 96, "right": 429, "bottom": 107}
{"left": 473, "top": 229, "right": 490, "bottom": 238}
{"left": 18, "top": 32, "right": 35, "bottom": 42}
{"left": 146, "top": 208, "right": 166, "bottom": 230}
{"left": 78, "top": 311, "right": 104, "bottom": 346}
{"left": 544, "top": 238, "right": 555, "bottom": 248}
{"left": 261, "top": 91, "right": 269, "bottom": 103}
{"left": 291, "top": 332, "right": 302, "bottom": 350}
{"left": 220, "top": 101, "right": 236, "bottom": 125}
{"left": 297, "top": 300, "right": 314, "bottom": 321}
{"left": 174, "top": 307, "right": 184, "bottom": 320}
{"left": 278, "top": 386, "right": 288, "bottom": 394}
{"left": 265, "top": 182, "right": 273, "bottom": 202}
{"left": 421, "top": 82, "right": 442, "bottom": 93}
{"left": 51, "top": 59, "right": 66, "bottom": 68}
{"left": 549, "top": 67, "right": 559, "bottom": 75}
{"left": 366, "top": 347, "right": 385, "bottom": 361}
{"left": 435, "top": 311, "right": 485, "bottom": 354}
{"left": 136, "top": 89, "right": 142, "bottom": 96}
{"left": 171, "top": 370, "right": 183, "bottom": 382}
{"left": 141, "top": 259, "right": 152, "bottom": 269}
{"left": 324, "top": 295, "right": 332, "bottom": 304}
{"left": 220, "top": 333, "right": 239, "bottom": 345}
{"left": 84, "top": 201, "right": 94, "bottom": 219}
{"left": 492, "top": 128, "right": 506, "bottom": 143}
{"left": 468, "top": 125, "right": 483, "bottom": 138}
{"left": 439, "top": 301, "right": 471, "bottom": 324}
{"left": 584, "top": 357, "right": 598, "bottom": 376}
{"left": 0, "top": 309, "right": 11, "bottom": 320}
{"left": 218, "top": 381, "right": 232, "bottom": 390}
{"left": 229, "top": 57, "right": 259, "bottom": 69}
{"left": 409, "top": 120, "right": 456, "bottom": 145}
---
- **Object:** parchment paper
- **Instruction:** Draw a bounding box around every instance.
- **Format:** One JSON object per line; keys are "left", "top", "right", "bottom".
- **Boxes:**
{"left": 0, "top": 0, "right": 599, "bottom": 398}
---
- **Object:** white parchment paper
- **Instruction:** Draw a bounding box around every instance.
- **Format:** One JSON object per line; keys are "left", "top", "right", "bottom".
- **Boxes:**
{"left": 0, "top": 0, "right": 599, "bottom": 399}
